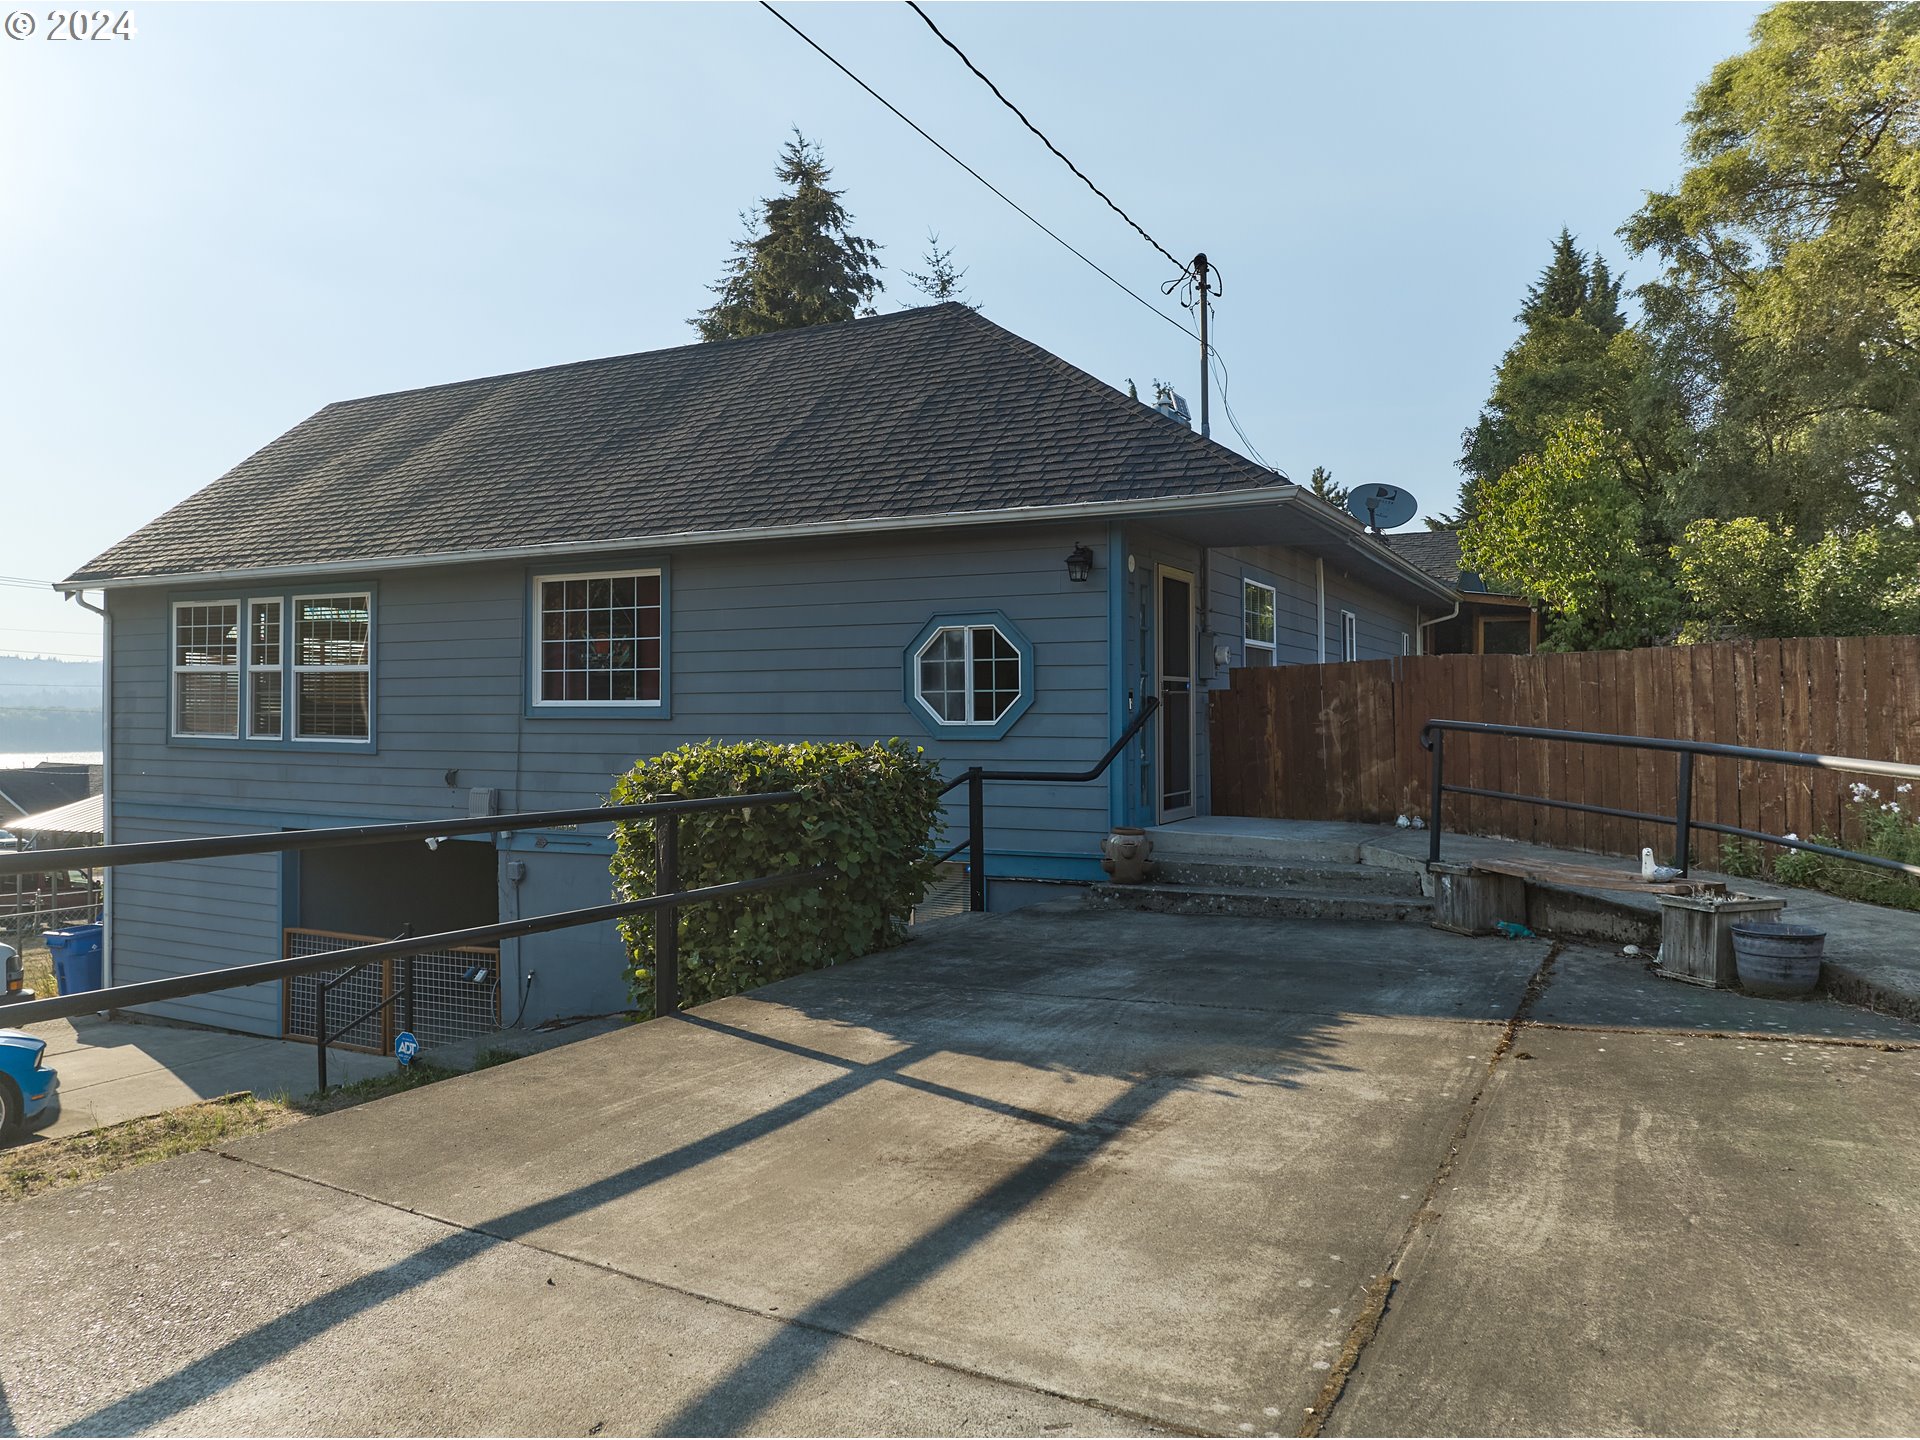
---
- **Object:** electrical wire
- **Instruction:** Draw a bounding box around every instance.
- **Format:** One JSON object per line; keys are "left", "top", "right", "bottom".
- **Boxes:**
{"left": 904, "top": 1, "right": 1187, "bottom": 276}
{"left": 0, "top": 575, "right": 56, "bottom": 590}
{"left": 759, "top": 2, "right": 1198, "bottom": 342}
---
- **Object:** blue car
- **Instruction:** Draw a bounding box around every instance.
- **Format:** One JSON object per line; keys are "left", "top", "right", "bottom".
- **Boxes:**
{"left": 0, "top": 1030, "right": 58, "bottom": 1141}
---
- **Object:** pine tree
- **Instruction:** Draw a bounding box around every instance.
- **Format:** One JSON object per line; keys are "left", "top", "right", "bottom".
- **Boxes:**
{"left": 692, "top": 132, "right": 883, "bottom": 342}
{"left": 905, "top": 230, "right": 973, "bottom": 307}
{"left": 1518, "top": 228, "right": 1589, "bottom": 324}
{"left": 1307, "top": 465, "right": 1350, "bottom": 508}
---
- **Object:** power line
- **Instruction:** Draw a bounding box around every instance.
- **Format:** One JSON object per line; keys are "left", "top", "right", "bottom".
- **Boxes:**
{"left": 758, "top": 2, "right": 1198, "bottom": 342}
{"left": 904, "top": 1, "right": 1187, "bottom": 276}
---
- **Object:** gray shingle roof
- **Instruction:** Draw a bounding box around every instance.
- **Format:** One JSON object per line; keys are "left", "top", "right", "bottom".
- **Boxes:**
{"left": 70, "top": 304, "right": 1283, "bottom": 585}
{"left": 1383, "top": 530, "right": 1463, "bottom": 585}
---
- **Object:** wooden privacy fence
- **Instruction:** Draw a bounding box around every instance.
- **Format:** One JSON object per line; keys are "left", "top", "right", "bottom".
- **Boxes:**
{"left": 1208, "top": 637, "right": 1920, "bottom": 867}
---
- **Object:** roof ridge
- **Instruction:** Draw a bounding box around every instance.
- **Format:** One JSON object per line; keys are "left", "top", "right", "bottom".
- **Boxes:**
{"left": 323, "top": 304, "right": 973, "bottom": 411}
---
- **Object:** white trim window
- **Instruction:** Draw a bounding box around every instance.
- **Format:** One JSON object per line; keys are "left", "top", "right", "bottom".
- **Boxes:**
{"left": 247, "top": 598, "right": 284, "bottom": 739}
{"left": 172, "top": 601, "right": 241, "bottom": 737}
{"left": 292, "top": 593, "right": 371, "bottom": 740}
{"left": 915, "top": 623, "right": 1021, "bottom": 724}
{"left": 1242, "top": 579, "right": 1277, "bottom": 667}
{"left": 1402, "top": 631, "right": 1412, "bottom": 657}
{"left": 1342, "top": 610, "right": 1360, "bottom": 662}
{"left": 534, "top": 569, "right": 662, "bottom": 705}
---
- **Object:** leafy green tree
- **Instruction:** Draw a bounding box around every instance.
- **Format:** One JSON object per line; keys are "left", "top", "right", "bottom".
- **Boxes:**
{"left": 905, "top": 230, "right": 973, "bottom": 307}
{"left": 1675, "top": 516, "right": 1920, "bottom": 639}
{"left": 692, "top": 132, "right": 883, "bottom": 342}
{"left": 1307, "top": 465, "right": 1350, "bottom": 508}
{"left": 1461, "top": 413, "right": 1679, "bottom": 649}
{"left": 1458, "top": 233, "right": 1682, "bottom": 530}
{"left": 1623, "top": 2, "right": 1920, "bottom": 530}
{"left": 1672, "top": 517, "right": 1801, "bottom": 640}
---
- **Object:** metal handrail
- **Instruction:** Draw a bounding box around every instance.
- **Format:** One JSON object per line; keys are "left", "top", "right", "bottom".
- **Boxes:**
{"left": 0, "top": 790, "right": 826, "bottom": 1048}
{"left": 933, "top": 697, "right": 1159, "bottom": 911}
{"left": 1419, "top": 718, "right": 1920, "bottom": 880}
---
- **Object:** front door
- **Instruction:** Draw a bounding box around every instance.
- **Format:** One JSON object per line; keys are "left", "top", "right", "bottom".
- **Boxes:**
{"left": 1156, "top": 566, "right": 1196, "bottom": 822}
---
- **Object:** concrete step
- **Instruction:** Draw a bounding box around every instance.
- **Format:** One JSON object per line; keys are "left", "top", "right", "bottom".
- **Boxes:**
{"left": 1086, "top": 882, "right": 1433, "bottom": 925}
{"left": 1143, "top": 826, "right": 1364, "bottom": 865}
{"left": 1150, "top": 858, "right": 1425, "bottom": 897}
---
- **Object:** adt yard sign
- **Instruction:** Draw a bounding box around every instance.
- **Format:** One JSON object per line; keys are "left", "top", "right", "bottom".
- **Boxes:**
{"left": 395, "top": 1031, "right": 420, "bottom": 1065}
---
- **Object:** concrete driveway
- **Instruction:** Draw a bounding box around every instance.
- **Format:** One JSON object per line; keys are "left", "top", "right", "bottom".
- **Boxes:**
{"left": 1, "top": 904, "right": 1916, "bottom": 1436}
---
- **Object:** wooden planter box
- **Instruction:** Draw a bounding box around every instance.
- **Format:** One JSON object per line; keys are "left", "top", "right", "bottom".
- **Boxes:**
{"left": 1655, "top": 894, "right": 1787, "bottom": 988}
{"left": 1430, "top": 862, "right": 1528, "bottom": 937}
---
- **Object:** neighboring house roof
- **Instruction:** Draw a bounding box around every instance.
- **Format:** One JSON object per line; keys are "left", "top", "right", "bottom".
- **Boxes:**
{"left": 0, "top": 766, "right": 91, "bottom": 823}
{"left": 7, "top": 793, "right": 102, "bottom": 843}
{"left": 69, "top": 304, "right": 1313, "bottom": 587}
{"left": 1383, "top": 530, "right": 1525, "bottom": 600}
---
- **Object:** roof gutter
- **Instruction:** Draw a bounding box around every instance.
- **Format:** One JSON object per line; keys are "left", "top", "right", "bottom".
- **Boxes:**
{"left": 60, "top": 484, "right": 1306, "bottom": 593}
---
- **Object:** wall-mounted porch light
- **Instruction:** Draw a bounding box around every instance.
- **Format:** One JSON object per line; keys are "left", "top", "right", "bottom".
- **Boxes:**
{"left": 1065, "top": 544, "right": 1095, "bottom": 583}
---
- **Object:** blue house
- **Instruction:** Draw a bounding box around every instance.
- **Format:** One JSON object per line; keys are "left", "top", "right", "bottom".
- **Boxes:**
{"left": 62, "top": 304, "right": 1452, "bottom": 1037}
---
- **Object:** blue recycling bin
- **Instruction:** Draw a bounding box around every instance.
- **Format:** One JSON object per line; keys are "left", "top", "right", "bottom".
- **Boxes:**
{"left": 44, "top": 923, "right": 103, "bottom": 996}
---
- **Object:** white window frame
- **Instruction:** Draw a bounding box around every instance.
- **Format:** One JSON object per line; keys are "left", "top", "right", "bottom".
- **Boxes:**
{"left": 247, "top": 597, "right": 284, "bottom": 740}
{"left": 1402, "top": 631, "right": 1412, "bottom": 657}
{"left": 291, "top": 591, "right": 373, "bottom": 743}
{"left": 1242, "top": 578, "right": 1277, "bottom": 666}
{"left": 1342, "top": 610, "right": 1359, "bottom": 662}
{"left": 912, "top": 623, "right": 1023, "bottom": 727}
{"left": 170, "top": 600, "right": 241, "bottom": 740}
{"left": 530, "top": 567, "right": 665, "bottom": 709}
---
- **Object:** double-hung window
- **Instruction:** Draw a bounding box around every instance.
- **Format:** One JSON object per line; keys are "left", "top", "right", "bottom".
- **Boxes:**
{"left": 170, "top": 591, "right": 372, "bottom": 743}
{"left": 248, "top": 600, "right": 284, "bottom": 738}
{"left": 292, "top": 594, "right": 371, "bottom": 740}
{"left": 533, "top": 569, "right": 663, "bottom": 706}
{"left": 173, "top": 603, "right": 241, "bottom": 737}
{"left": 1242, "top": 580, "right": 1277, "bottom": 667}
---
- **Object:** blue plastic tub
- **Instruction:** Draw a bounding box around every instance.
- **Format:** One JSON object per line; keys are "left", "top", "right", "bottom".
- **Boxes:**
{"left": 43, "top": 923, "right": 104, "bottom": 996}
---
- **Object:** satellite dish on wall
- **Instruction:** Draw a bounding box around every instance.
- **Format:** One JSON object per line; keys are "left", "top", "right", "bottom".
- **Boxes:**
{"left": 1345, "top": 484, "right": 1418, "bottom": 533}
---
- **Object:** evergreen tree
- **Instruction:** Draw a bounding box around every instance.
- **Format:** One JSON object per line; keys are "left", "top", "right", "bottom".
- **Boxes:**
{"left": 692, "top": 131, "right": 883, "bottom": 342}
{"left": 1518, "top": 229, "right": 1590, "bottom": 324}
{"left": 1455, "top": 231, "right": 1681, "bottom": 528}
{"left": 905, "top": 230, "right": 973, "bottom": 307}
{"left": 1307, "top": 465, "right": 1350, "bottom": 508}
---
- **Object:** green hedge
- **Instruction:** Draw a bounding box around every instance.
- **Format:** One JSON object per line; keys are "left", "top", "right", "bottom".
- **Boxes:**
{"left": 607, "top": 738, "right": 946, "bottom": 1017}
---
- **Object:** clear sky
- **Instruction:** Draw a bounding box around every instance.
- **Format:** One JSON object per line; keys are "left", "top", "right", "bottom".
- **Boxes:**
{"left": 0, "top": 0, "right": 1766, "bottom": 662}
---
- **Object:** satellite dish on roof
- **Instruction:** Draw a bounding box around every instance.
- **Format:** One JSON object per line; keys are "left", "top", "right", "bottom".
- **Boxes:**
{"left": 1345, "top": 484, "right": 1418, "bottom": 533}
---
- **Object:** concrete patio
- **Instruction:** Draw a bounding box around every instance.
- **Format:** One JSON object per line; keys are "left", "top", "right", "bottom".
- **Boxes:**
{"left": 1, "top": 904, "right": 1916, "bottom": 1436}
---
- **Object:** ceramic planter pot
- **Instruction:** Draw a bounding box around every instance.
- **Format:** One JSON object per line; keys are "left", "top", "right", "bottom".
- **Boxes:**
{"left": 1100, "top": 826, "right": 1156, "bottom": 884}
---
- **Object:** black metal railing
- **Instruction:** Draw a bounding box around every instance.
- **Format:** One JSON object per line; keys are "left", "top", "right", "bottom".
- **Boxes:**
{"left": 0, "top": 793, "right": 830, "bottom": 1067}
{"left": 314, "top": 929, "right": 413, "bottom": 1092}
{"left": 934, "top": 697, "right": 1159, "bottom": 912}
{"left": 1420, "top": 718, "right": 1920, "bottom": 881}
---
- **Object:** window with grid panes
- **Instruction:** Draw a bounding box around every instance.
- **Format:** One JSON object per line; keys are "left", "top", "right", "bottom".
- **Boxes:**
{"left": 172, "top": 602, "right": 240, "bottom": 737}
{"left": 292, "top": 594, "right": 371, "bottom": 739}
{"left": 914, "top": 623, "right": 1023, "bottom": 725}
{"left": 533, "top": 570, "right": 662, "bottom": 705}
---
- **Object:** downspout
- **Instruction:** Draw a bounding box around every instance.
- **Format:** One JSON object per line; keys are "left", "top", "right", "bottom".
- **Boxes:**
{"left": 68, "top": 590, "right": 109, "bottom": 987}
{"left": 1315, "top": 558, "right": 1327, "bottom": 664}
{"left": 1418, "top": 597, "right": 1463, "bottom": 654}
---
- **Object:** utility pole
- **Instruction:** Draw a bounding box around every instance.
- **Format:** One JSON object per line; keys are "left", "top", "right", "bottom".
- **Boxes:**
{"left": 1192, "top": 252, "right": 1211, "bottom": 440}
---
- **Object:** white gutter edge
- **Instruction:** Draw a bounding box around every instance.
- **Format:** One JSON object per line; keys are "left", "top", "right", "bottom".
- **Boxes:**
{"left": 58, "top": 484, "right": 1305, "bottom": 593}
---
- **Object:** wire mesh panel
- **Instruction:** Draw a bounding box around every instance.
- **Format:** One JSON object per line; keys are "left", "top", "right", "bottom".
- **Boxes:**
{"left": 405, "top": 944, "right": 502, "bottom": 1048}
{"left": 282, "top": 930, "right": 502, "bottom": 1053}
{"left": 283, "top": 930, "right": 386, "bottom": 1052}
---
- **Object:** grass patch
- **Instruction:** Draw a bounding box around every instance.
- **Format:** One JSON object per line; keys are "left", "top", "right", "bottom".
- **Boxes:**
{"left": 19, "top": 942, "right": 53, "bottom": 999}
{"left": 1, "top": 1093, "right": 297, "bottom": 1203}
{"left": 2, "top": 1045, "right": 530, "bottom": 1204}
